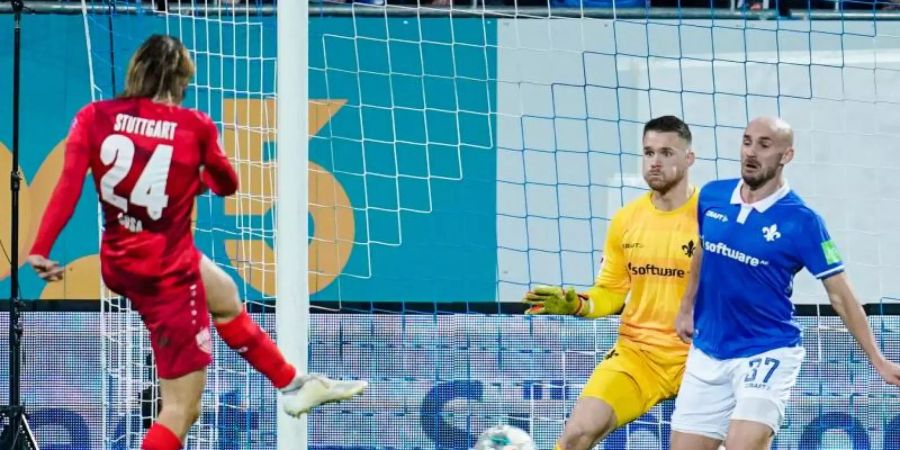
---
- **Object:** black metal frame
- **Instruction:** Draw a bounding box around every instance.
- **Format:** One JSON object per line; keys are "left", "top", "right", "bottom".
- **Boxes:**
{"left": 0, "top": 1, "right": 39, "bottom": 448}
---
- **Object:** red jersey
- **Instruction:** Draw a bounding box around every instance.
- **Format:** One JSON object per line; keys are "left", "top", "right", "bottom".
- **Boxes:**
{"left": 31, "top": 98, "right": 238, "bottom": 282}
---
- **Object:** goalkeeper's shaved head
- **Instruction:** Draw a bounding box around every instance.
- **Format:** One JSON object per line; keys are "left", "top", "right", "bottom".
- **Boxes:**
{"left": 121, "top": 34, "right": 195, "bottom": 104}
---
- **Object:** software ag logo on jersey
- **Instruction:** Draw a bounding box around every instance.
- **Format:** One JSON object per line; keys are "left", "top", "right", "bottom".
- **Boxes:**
{"left": 705, "top": 210, "right": 729, "bottom": 222}
{"left": 627, "top": 262, "right": 687, "bottom": 278}
{"left": 703, "top": 241, "right": 769, "bottom": 267}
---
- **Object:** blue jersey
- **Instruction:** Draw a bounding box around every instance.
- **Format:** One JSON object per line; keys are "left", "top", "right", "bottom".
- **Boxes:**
{"left": 693, "top": 179, "right": 844, "bottom": 359}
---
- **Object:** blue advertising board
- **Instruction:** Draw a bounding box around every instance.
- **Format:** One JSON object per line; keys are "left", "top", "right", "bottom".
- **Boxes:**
{"left": 2, "top": 313, "right": 898, "bottom": 449}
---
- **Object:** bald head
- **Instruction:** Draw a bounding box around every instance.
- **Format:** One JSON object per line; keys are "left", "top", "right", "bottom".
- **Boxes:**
{"left": 740, "top": 116, "right": 795, "bottom": 190}
{"left": 747, "top": 116, "right": 794, "bottom": 148}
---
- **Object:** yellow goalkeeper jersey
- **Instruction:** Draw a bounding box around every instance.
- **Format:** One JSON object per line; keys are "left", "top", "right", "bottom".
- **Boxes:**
{"left": 595, "top": 188, "right": 699, "bottom": 359}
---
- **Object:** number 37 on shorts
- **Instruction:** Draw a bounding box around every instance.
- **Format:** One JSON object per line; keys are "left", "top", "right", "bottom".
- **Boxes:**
{"left": 671, "top": 345, "right": 805, "bottom": 439}
{"left": 743, "top": 356, "right": 781, "bottom": 389}
{"left": 737, "top": 347, "right": 804, "bottom": 396}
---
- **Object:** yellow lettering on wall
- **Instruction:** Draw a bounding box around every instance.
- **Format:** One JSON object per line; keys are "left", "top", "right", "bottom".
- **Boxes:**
{"left": 0, "top": 136, "right": 101, "bottom": 299}
{"left": 3, "top": 98, "right": 353, "bottom": 301}
{"left": 39, "top": 254, "right": 101, "bottom": 300}
{"left": 222, "top": 99, "right": 354, "bottom": 297}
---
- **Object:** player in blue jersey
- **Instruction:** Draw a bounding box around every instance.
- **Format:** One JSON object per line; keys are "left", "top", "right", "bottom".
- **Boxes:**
{"left": 668, "top": 116, "right": 900, "bottom": 450}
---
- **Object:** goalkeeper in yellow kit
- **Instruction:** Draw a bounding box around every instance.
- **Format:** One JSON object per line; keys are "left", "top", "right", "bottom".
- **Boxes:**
{"left": 524, "top": 115, "right": 699, "bottom": 450}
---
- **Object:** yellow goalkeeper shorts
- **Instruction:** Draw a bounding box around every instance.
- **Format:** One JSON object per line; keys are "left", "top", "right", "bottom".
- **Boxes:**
{"left": 580, "top": 339, "right": 686, "bottom": 427}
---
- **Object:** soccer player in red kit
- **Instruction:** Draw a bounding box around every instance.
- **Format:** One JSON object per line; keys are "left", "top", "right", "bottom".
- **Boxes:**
{"left": 26, "top": 34, "right": 366, "bottom": 450}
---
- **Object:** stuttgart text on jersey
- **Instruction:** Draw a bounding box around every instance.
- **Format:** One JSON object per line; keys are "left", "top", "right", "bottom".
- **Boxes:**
{"left": 113, "top": 113, "right": 178, "bottom": 141}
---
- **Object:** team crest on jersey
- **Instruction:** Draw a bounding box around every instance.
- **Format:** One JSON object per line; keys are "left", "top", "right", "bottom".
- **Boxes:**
{"left": 762, "top": 224, "right": 782, "bottom": 242}
{"left": 682, "top": 240, "right": 696, "bottom": 257}
{"left": 196, "top": 327, "right": 212, "bottom": 354}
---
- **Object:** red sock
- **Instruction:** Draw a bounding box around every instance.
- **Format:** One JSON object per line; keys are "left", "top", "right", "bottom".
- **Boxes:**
{"left": 142, "top": 423, "right": 182, "bottom": 450}
{"left": 215, "top": 308, "right": 297, "bottom": 389}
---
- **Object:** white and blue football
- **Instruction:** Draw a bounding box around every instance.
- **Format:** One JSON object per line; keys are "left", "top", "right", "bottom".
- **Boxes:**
{"left": 474, "top": 425, "right": 536, "bottom": 450}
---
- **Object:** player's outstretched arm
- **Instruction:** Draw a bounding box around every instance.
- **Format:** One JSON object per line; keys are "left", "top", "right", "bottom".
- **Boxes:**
{"left": 28, "top": 107, "right": 94, "bottom": 281}
{"left": 523, "top": 286, "right": 585, "bottom": 316}
{"left": 524, "top": 212, "right": 630, "bottom": 318}
{"left": 26, "top": 255, "right": 64, "bottom": 282}
{"left": 522, "top": 285, "right": 626, "bottom": 318}
{"left": 522, "top": 284, "right": 628, "bottom": 318}
{"left": 823, "top": 273, "right": 900, "bottom": 386}
{"left": 675, "top": 245, "right": 702, "bottom": 343}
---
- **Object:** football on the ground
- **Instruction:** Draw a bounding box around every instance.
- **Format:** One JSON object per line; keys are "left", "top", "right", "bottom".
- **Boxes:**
{"left": 474, "top": 425, "right": 536, "bottom": 450}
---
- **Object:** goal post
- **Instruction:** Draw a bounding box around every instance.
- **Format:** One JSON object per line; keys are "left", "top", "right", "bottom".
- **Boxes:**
{"left": 276, "top": 1, "right": 309, "bottom": 449}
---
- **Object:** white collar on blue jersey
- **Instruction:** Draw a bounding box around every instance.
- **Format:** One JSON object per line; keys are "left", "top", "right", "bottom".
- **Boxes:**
{"left": 730, "top": 179, "right": 791, "bottom": 213}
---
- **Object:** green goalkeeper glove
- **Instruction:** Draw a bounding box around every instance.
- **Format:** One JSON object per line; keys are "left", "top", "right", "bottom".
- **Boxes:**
{"left": 523, "top": 285, "right": 586, "bottom": 316}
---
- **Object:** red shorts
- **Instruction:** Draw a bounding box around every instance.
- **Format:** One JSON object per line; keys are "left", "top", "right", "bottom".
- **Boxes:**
{"left": 101, "top": 251, "right": 213, "bottom": 379}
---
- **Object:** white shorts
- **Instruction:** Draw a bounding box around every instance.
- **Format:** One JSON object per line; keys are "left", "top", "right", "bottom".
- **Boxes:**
{"left": 670, "top": 345, "right": 805, "bottom": 440}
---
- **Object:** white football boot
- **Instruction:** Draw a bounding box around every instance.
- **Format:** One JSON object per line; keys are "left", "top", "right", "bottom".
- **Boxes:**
{"left": 281, "top": 373, "right": 367, "bottom": 417}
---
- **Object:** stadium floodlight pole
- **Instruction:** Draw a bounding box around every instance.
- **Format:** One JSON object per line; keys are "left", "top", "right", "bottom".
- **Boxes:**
{"left": 0, "top": 0, "right": 40, "bottom": 449}
{"left": 276, "top": 0, "right": 309, "bottom": 449}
